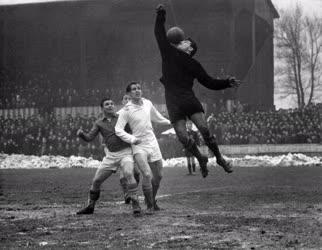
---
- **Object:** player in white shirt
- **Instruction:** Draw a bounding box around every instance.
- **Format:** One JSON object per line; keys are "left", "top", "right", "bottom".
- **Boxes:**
{"left": 115, "top": 82, "right": 171, "bottom": 214}
{"left": 118, "top": 94, "right": 141, "bottom": 204}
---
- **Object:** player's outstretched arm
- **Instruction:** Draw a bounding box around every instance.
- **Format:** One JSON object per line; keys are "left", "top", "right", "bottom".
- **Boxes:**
{"left": 150, "top": 100, "right": 171, "bottom": 125}
{"left": 192, "top": 60, "right": 241, "bottom": 90}
{"left": 77, "top": 124, "right": 99, "bottom": 142}
{"left": 154, "top": 4, "right": 170, "bottom": 56}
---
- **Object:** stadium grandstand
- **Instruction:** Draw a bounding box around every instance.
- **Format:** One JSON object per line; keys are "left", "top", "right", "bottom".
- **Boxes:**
{"left": 0, "top": 0, "right": 321, "bottom": 158}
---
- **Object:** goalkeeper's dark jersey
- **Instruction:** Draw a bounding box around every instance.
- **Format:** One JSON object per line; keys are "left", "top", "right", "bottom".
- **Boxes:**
{"left": 154, "top": 9, "right": 232, "bottom": 122}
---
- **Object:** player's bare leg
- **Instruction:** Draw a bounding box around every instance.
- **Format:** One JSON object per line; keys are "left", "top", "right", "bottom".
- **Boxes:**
{"left": 77, "top": 169, "right": 113, "bottom": 215}
{"left": 133, "top": 166, "right": 141, "bottom": 185}
{"left": 173, "top": 119, "right": 209, "bottom": 177}
{"left": 149, "top": 160, "right": 163, "bottom": 211}
{"left": 121, "top": 161, "right": 141, "bottom": 216}
{"left": 119, "top": 173, "right": 131, "bottom": 204}
{"left": 120, "top": 165, "right": 140, "bottom": 205}
{"left": 190, "top": 112, "right": 232, "bottom": 173}
{"left": 134, "top": 153, "right": 155, "bottom": 215}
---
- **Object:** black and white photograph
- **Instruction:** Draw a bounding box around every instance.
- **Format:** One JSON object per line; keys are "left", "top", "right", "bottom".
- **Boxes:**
{"left": 0, "top": 0, "right": 322, "bottom": 248}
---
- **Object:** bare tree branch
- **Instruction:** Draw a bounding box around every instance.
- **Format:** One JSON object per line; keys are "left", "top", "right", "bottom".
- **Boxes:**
{"left": 275, "top": 4, "right": 322, "bottom": 108}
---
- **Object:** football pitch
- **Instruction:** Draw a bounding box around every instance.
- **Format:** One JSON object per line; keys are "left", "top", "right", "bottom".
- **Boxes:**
{"left": 1, "top": 166, "right": 322, "bottom": 249}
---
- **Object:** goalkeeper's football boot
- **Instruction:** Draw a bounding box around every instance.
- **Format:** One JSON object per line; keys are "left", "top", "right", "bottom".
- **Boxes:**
{"left": 217, "top": 157, "right": 233, "bottom": 173}
{"left": 76, "top": 205, "right": 94, "bottom": 215}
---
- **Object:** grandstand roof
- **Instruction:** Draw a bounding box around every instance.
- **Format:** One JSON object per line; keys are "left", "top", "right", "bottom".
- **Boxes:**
{"left": 266, "top": 0, "right": 279, "bottom": 18}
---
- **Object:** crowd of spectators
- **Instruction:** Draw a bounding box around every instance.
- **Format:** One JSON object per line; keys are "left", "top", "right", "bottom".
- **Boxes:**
{"left": 0, "top": 113, "right": 104, "bottom": 159}
{"left": 0, "top": 111, "right": 168, "bottom": 159}
{"left": 1, "top": 68, "right": 321, "bottom": 158}
{"left": 0, "top": 104, "right": 321, "bottom": 158}
{"left": 0, "top": 69, "right": 165, "bottom": 109}
{"left": 207, "top": 104, "right": 322, "bottom": 145}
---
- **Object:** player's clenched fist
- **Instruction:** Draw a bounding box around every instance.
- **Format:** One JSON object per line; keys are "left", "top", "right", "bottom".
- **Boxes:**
{"left": 156, "top": 4, "right": 165, "bottom": 13}
{"left": 228, "top": 77, "right": 242, "bottom": 88}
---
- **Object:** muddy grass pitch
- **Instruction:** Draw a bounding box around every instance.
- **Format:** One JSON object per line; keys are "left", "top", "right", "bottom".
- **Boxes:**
{"left": 1, "top": 166, "right": 322, "bottom": 249}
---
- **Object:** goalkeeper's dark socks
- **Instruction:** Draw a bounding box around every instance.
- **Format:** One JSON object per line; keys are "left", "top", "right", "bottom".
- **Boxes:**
{"left": 89, "top": 190, "right": 100, "bottom": 201}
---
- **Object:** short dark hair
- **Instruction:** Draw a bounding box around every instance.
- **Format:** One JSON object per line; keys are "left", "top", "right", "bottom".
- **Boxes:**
{"left": 100, "top": 97, "right": 113, "bottom": 108}
{"left": 126, "top": 82, "right": 139, "bottom": 93}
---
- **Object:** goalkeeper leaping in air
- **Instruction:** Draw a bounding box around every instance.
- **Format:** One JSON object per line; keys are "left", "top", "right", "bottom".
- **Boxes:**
{"left": 154, "top": 4, "right": 241, "bottom": 178}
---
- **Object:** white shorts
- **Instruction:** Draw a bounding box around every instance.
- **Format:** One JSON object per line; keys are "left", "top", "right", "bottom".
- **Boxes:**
{"left": 99, "top": 147, "right": 134, "bottom": 172}
{"left": 132, "top": 141, "right": 162, "bottom": 162}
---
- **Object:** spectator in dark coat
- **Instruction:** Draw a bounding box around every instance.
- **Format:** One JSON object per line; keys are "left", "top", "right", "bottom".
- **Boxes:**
{"left": 184, "top": 121, "right": 200, "bottom": 175}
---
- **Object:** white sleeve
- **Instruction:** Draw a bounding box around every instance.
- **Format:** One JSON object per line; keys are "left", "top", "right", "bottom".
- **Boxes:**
{"left": 104, "top": 146, "right": 110, "bottom": 155}
{"left": 115, "top": 109, "right": 137, "bottom": 144}
{"left": 150, "top": 101, "right": 171, "bottom": 125}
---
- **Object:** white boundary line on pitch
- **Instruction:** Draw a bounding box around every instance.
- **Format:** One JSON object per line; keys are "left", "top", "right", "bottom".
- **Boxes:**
{"left": 155, "top": 186, "right": 234, "bottom": 199}
{"left": 100, "top": 187, "right": 231, "bottom": 206}
{"left": 101, "top": 185, "right": 294, "bottom": 206}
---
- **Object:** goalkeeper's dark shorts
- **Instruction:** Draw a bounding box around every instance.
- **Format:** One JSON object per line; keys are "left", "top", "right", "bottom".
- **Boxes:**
{"left": 166, "top": 95, "right": 204, "bottom": 123}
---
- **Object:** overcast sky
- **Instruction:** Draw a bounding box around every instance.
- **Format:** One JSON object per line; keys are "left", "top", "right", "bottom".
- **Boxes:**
{"left": 272, "top": 0, "right": 322, "bottom": 16}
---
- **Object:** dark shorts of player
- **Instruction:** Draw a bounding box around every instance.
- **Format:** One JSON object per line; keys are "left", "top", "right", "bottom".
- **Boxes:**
{"left": 166, "top": 95, "right": 204, "bottom": 123}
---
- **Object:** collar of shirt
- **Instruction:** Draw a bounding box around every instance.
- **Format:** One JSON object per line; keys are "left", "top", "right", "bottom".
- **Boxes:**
{"left": 122, "top": 98, "right": 146, "bottom": 112}
{"left": 101, "top": 113, "right": 117, "bottom": 122}
{"left": 130, "top": 98, "right": 144, "bottom": 107}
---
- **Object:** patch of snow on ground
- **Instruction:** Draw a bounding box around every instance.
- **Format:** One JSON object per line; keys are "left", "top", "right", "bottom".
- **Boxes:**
{"left": 0, "top": 153, "right": 321, "bottom": 169}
